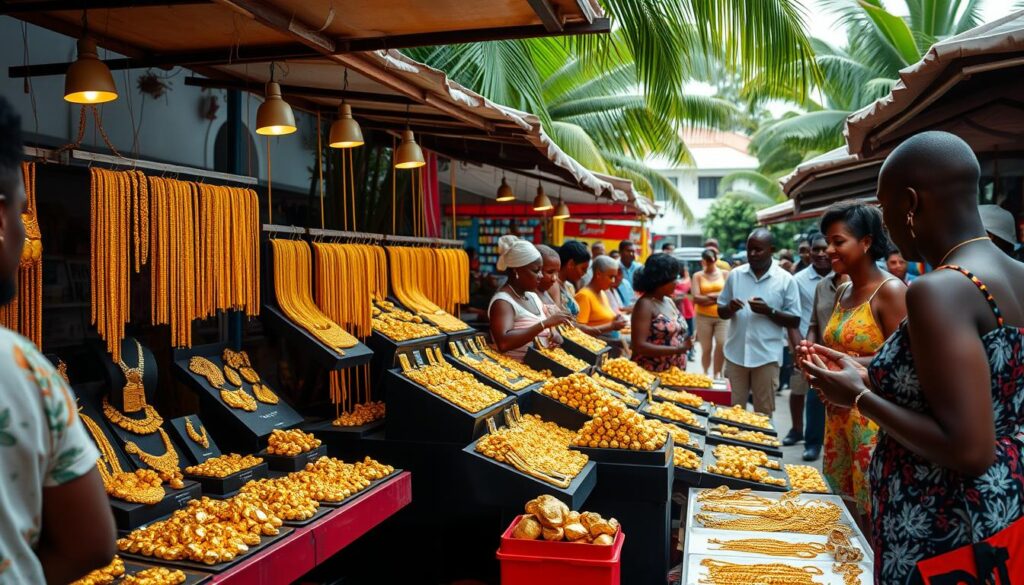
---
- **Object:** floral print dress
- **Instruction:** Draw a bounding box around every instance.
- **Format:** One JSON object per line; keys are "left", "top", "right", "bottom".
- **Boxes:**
{"left": 867, "top": 266, "right": 1024, "bottom": 584}
{"left": 820, "top": 280, "right": 894, "bottom": 516}
{"left": 633, "top": 306, "right": 688, "bottom": 372}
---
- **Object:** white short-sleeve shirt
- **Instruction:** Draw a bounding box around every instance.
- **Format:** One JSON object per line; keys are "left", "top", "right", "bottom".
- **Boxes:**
{"left": 792, "top": 267, "right": 832, "bottom": 338}
{"left": 717, "top": 261, "right": 801, "bottom": 368}
{"left": 0, "top": 330, "right": 99, "bottom": 584}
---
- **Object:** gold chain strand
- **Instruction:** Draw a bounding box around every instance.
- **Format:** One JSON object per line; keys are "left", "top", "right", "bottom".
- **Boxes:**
{"left": 124, "top": 427, "right": 184, "bottom": 489}
{"left": 117, "top": 339, "right": 147, "bottom": 413}
{"left": 80, "top": 409, "right": 165, "bottom": 505}
{"left": 700, "top": 558, "right": 824, "bottom": 585}
{"left": 184, "top": 416, "right": 209, "bottom": 449}
{"left": 102, "top": 396, "right": 164, "bottom": 435}
{"left": 709, "top": 538, "right": 828, "bottom": 559}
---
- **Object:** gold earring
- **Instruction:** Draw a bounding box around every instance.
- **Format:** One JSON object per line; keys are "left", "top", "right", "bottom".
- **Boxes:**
{"left": 906, "top": 211, "right": 916, "bottom": 239}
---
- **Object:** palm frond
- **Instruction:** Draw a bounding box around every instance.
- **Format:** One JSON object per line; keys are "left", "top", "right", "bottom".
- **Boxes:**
{"left": 547, "top": 121, "right": 610, "bottom": 173}
{"left": 753, "top": 109, "right": 850, "bottom": 156}
{"left": 955, "top": 0, "right": 986, "bottom": 34}
{"left": 718, "top": 170, "right": 784, "bottom": 201}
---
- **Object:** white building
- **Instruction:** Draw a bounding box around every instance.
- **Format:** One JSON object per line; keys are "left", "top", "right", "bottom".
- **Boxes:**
{"left": 650, "top": 129, "right": 759, "bottom": 247}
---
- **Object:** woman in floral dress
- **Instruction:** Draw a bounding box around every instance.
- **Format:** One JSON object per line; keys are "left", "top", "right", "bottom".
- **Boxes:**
{"left": 803, "top": 132, "right": 1024, "bottom": 583}
{"left": 630, "top": 253, "right": 693, "bottom": 372}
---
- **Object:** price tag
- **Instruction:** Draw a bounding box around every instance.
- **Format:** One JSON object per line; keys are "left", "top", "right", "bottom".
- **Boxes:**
{"left": 412, "top": 351, "right": 426, "bottom": 367}
{"left": 456, "top": 340, "right": 470, "bottom": 355}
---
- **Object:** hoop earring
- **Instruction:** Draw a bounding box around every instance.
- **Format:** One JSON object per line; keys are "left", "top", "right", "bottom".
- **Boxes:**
{"left": 906, "top": 211, "right": 916, "bottom": 239}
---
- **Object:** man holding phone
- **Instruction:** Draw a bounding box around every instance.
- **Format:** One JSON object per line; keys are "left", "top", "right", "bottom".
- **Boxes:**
{"left": 717, "top": 229, "right": 801, "bottom": 415}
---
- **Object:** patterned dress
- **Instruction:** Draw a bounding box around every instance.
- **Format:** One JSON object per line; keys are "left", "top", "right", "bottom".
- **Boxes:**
{"left": 633, "top": 304, "right": 688, "bottom": 372}
{"left": 868, "top": 266, "right": 1024, "bottom": 584}
{"left": 821, "top": 279, "right": 894, "bottom": 516}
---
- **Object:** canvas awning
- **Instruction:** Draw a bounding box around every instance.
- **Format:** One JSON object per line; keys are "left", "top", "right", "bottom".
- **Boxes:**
{"left": 779, "top": 147, "right": 882, "bottom": 215}
{"left": 846, "top": 10, "right": 1024, "bottom": 158}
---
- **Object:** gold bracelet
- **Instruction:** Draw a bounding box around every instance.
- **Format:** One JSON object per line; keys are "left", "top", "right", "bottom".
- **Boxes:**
{"left": 854, "top": 389, "right": 871, "bottom": 410}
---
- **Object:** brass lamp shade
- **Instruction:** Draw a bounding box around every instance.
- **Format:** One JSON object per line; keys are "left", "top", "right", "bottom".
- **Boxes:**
{"left": 329, "top": 102, "right": 364, "bottom": 148}
{"left": 64, "top": 37, "right": 118, "bottom": 104}
{"left": 256, "top": 82, "right": 297, "bottom": 136}
{"left": 533, "top": 185, "right": 553, "bottom": 211}
{"left": 553, "top": 201, "right": 570, "bottom": 219}
{"left": 394, "top": 129, "right": 425, "bottom": 169}
{"left": 495, "top": 177, "right": 515, "bottom": 202}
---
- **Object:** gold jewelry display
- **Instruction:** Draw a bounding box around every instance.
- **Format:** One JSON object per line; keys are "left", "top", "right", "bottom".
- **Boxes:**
{"left": 189, "top": 356, "right": 257, "bottom": 412}
{"left": 654, "top": 387, "right": 705, "bottom": 409}
{"left": 480, "top": 345, "right": 550, "bottom": 382}
{"left": 266, "top": 428, "right": 322, "bottom": 456}
{"left": 69, "top": 555, "right": 125, "bottom": 585}
{"left": 558, "top": 324, "right": 606, "bottom": 352}
{"left": 251, "top": 383, "right": 280, "bottom": 405}
{"left": 714, "top": 404, "right": 773, "bottom": 429}
{"left": 939, "top": 235, "right": 990, "bottom": 265}
{"left": 477, "top": 412, "right": 589, "bottom": 488}
{"left": 658, "top": 366, "right": 712, "bottom": 388}
{"left": 673, "top": 446, "right": 700, "bottom": 470}
{"left": 512, "top": 496, "right": 618, "bottom": 545}
{"left": 536, "top": 346, "right": 589, "bottom": 372}
{"left": 696, "top": 497, "right": 844, "bottom": 534}
{"left": 540, "top": 373, "right": 623, "bottom": 417}
{"left": 649, "top": 418, "right": 697, "bottom": 449}
{"left": 403, "top": 353, "right": 506, "bottom": 413}
{"left": 185, "top": 453, "right": 263, "bottom": 478}
{"left": 647, "top": 400, "right": 701, "bottom": 427}
{"left": 80, "top": 409, "right": 165, "bottom": 505}
{"left": 223, "top": 364, "right": 243, "bottom": 387}
{"left": 123, "top": 427, "right": 185, "bottom": 489}
{"left": 372, "top": 299, "right": 442, "bottom": 341}
{"left": 386, "top": 246, "right": 470, "bottom": 332}
{"left": 116, "top": 339, "right": 147, "bottom": 413}
{"left": 707, "top": 443, "right": 785, "bottom": 486}
{"left": 711, "top": 423, "right": 782, "bottom": 447}
{"left": 570, "top": 380, "right": 667, "bottom": 451}
{"left": 121, "top": 567, "right": 186, "bottom": 585}
{"left": 184, "top": 416, "right": 209, "bottom": 449}
{"left": 102, "top": 396, "right": 164, "bottom": 435}
{"left": 600, "top": 358, "right": 656, "bottom": 389}
{"left": 271, "top": 239, "right": 358, "bottom": 352}
{"left": 455, "top": 353, "right": 531, "bottom": 390}
{"left": 699, "top": 558, "right": 824, "bottom": 584}
{"left": 708, "top": 537, "right": 828, "bottom": 559}
{"left": 786, "top": 464, "right": 830, "bottom": 493}
{"left": 332, "top": 401, "right": 385, "bottom": 427}
{"left": 221, "top": 348, "right": 279, "bottom": 404}
{"left": 0, "top": 162, "right": 43, "bottom": 347}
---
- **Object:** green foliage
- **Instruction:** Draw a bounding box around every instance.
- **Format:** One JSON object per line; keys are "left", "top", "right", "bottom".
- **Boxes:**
{"left": 702, "top": 196, "right": 759, "bottom": 256}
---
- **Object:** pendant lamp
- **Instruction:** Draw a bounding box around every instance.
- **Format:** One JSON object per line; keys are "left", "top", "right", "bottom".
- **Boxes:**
{"left": 496, "top": 177, "right": 515, "bottom": 202}
{"left": 329, "top": 102, "right": 364, "bottom": 148}
{"left": 64, "top": 36, "right": 118, "bottom": 104}
{"left": 553, "top": 200, "right": 570, "bottom": 219}
{"left": 256, "top": 81, "right": 296, "bottom": 136}
{"left": 533, "top": 184, "right": 553, "bottom": 212}
{"left": 394, "top": 129, "right": 425, "bottom": 169}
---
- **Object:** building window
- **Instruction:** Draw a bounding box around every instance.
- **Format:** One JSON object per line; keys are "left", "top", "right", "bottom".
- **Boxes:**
{"left": 656, "top": 175, "right": 679, "bottom": 202}
{"left": 698, "top": 176, "right": 721, "bottom": 199}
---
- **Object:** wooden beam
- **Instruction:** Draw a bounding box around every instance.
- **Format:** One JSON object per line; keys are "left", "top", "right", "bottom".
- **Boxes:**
{"left": 183, "top": 76, "right": 416, "bottom": 104}
{"left": 0, "top": 0, "right": 208, "bottom": 13}
{"left": 332, "top": 18, "right": 609, "bottom": 51}
{"left": 213, "top": 0, "right": 335, "bottom": 52}
{"left": 526, "top": 0, "right": 563, "bottom": 32}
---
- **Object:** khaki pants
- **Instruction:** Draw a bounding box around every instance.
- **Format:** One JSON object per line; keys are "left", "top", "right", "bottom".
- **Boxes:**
{"left": 726, "top": 360, "right": 780, "bottom": 415}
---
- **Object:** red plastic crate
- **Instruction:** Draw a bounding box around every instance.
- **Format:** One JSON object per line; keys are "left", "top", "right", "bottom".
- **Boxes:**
{"left": 686, "top": 381, "right": 731, "bottom": 406}
{"left": 496, "top": 515, "right": 624, "bottom": 585}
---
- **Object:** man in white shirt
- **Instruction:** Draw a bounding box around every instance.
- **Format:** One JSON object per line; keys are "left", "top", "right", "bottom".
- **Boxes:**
{"left": 616, "top": 240, "right": 642, "bottom": 308}
{"left": 717, "top": 229, "right": 801, "bottom": 415}
{"left": 784, "top": 232, "right": 832, "bottom": 459}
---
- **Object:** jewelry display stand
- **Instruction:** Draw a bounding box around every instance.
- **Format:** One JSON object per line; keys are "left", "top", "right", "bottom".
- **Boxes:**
{"left": 366, "top": 329, "right": 447, "bottom": 400}
{"left": 171, "top": 342, "right": 304, "bottom": 453}
{"left": 167, "top": 414, "right": 271, "bottom": 496}
{"left": 640, "top": 403, "right": 710, "bottom": 436}
{"left": 704, "top": 430, "right": 784, "bottom": 458}
{"left": 524, "top": 345, "right": 593, "bottom": 378}
{"left": 650, "top": 391, "right": 712, "bottom": 415}
{"left": 122, "top": 560, "right": 210, "bottom": 585}
{"left": 596, "top": 365, "right": 660, "bottom": 394}
{"left": 256, "top": 443, "right": 327, "bottom": 472}
{"left": 674, "top": 443, "right": 705, "bottom": 488}
{"left": 519, "top": 389, "right": 591, "bottom": 431}
{"left": 443, "top": 341, "right": 539, "bottom": 401}
{"left": 697, "top": 448, "right": 789, "bottom": 492}
{"left": 707, "top": 410, "right": 779, "bottom": 436}
{"left": 558, "top": 333, "right": 612, "bottom": 366}
{"left": 167, "top": 415, "right": 221, "bottom": 465}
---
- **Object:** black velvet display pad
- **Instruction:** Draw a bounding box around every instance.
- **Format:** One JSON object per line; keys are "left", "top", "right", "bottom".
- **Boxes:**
{"left": 110, "top": 481, "right": 203, "bottom": 531}
{"left": 167, "top": 415, "right": 222, "bottom": 466}
{"left": 171, "top": 343, "right": 303, "bottom": 449}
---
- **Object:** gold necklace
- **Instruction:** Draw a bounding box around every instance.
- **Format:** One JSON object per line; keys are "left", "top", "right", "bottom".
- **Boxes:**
{"left": 102, "top": 396, "right": 163, "bottom": 435}
{"left": 190, "top": 356, "right": 257, "bottom": 411}
{"left": 117, "top": 340, "right": 147, "bottom": 413}
{"left": 81, "top": 410, "right": 165, "bottom": 505}
{"left": 221, "top": 387, "right": 258, "bottom": 411}
{"left": 708, "top": 537, "right": 828, "bottom": 559}
{"left": 223, "top": 365, "right": 243, "bottom": 387}
{"left": 184, "top": 416, "right": 209, "bottom": 449}
{"left": 939, "top": 235, "right": 990, "bottom": 265}
{"left": 124, "top": 427, "right": 184, "bottom": 489}
{"left": 700, "top": 558, "right": 824, "bottom": 585}
{"left": 251, "top": 383, "right": 279, "bottom": 405}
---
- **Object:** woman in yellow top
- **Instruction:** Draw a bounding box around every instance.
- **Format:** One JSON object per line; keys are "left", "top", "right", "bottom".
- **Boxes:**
{"left": 692, "top": 248, "right": 728, "bottom": 378}
{"left": 805, "top": 203, "right": 906, "bottom": 524}
{"left": 575, "top": 255, "right": 627, "bottom": 341}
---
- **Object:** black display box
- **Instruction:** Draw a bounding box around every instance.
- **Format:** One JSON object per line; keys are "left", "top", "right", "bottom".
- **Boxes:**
{"left": 121, "top": 527, "right": 294, "bottom": 574}
{"left": 524, "top": 345, "right": 591, "bottom": 378}
{"left": 383, "top": 369, "right": 514, "bottom": 444}
{"left": 650, "top": 389, "right": 712, "bottom": 415}
{"left": 558, "top": 333, "right": 612, "bottom": 366}
{"left": 708, "top": 407, "right": 779, "bottom": 435}
{"left": 172, "top": 343, "right": 304, "bottom": 452}
{"left": 257, "top": 444, "right": 327, "bottom": 472}
{"left": 184, "top": 461, "right": 269, "bottom": 496}
{"left": 261, "top": 304, "right": 374, "bottom": 370}
{"left": 671, "top": 430, "right": 706, "bottom": 454}
{"left": 446, "top": 352, "right": 539, "bottom": 400}
{"left": 672, "top": 444, "right": 704, "bottom": 489}
{"left": 640, "top": 403, "right": 709, "bottom": 436}
{"left": 698, "top": 448, "right": 789, "bottom": 492}
{"left": 367, "top": 329, "right": 447, "bottom": 399}
{"left": 704, "top": 431, "right": 784, "bottom": 457}
{"left": 302, "top": 417, "right": 387, "bottom": 455}
{"left": 111, "top": 481, "right": 203, "bottom": 531}
{"left": 167, "top": 415, "right": 222, "bottom": 467}
{"left": 123, "top": 561, "right": 211, "bottom": 585}
{"left": 596, "top": 366, "right": 659, "bottom": 394}
{"left": 572, "top": 433, "right": 673, "bottom": 466}
{"left": 462, "top": 438, "right": 598, "bottom": 509}
{"left": 519, "top": 389, "right": 591, "bottom": 431}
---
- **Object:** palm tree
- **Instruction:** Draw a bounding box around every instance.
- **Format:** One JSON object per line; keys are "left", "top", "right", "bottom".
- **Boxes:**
{"left": 749, "top": 0, "right": 989, "bottom": 172}
{"left": 404, "top": 1, "right": 817, "bottom": 217}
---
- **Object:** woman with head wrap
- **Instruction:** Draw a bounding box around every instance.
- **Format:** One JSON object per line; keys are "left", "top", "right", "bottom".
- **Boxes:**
{"left": 488, "top": 235, "right": 570, "bottom": 361}
{"left": 575, "top": 255, "right": 627, "bottom": 341}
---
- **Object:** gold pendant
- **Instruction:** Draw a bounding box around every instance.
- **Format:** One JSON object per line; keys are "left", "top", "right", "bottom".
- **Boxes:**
{"left": 220, "top": 388, "right": 258, "bottom": 412}
{"left": 122, "top": 375, "right": 146, "bottom": 413}
{"left": 252, "top": 383, "right": 279, "bottom": 405}
{"left": 124, "top": 428, "right": 184, "bottom": 489}
{"left": 184, "top": 416, "right": 209, "bottom": 449}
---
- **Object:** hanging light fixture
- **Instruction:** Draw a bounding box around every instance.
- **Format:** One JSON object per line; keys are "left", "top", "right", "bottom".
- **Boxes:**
{"left": 256, "top": 63, "right": 296, "bottom": 136}
{"left": 64, "top": 14, "right": 117, "bottom": 104}
{"left": 394, "top": 105, "right": 425, "bottom": 169}
{"left": 533, "top": 183, "right": 553, "bottom": 212}
{"left": 495, "top": 176, "right": 515, "bottom": 202}
{"left": 329, "top": 70, "right": 363, "bottom": 148}
{"left": 553, "top": 199, "right": 570, "bottom": 219}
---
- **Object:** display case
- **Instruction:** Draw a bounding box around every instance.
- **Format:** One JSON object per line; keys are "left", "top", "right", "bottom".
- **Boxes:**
{"left": 697, "top": 448, "right": 789, "bottom": 492}
{"left": 524, "top": 345, "right": 591, "bottom": 377}
{"left": 462, "top": 439, "right": 597, "bottom": 509}
{"left": 640, "top": 403, "right": 709, "bottom": 436}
